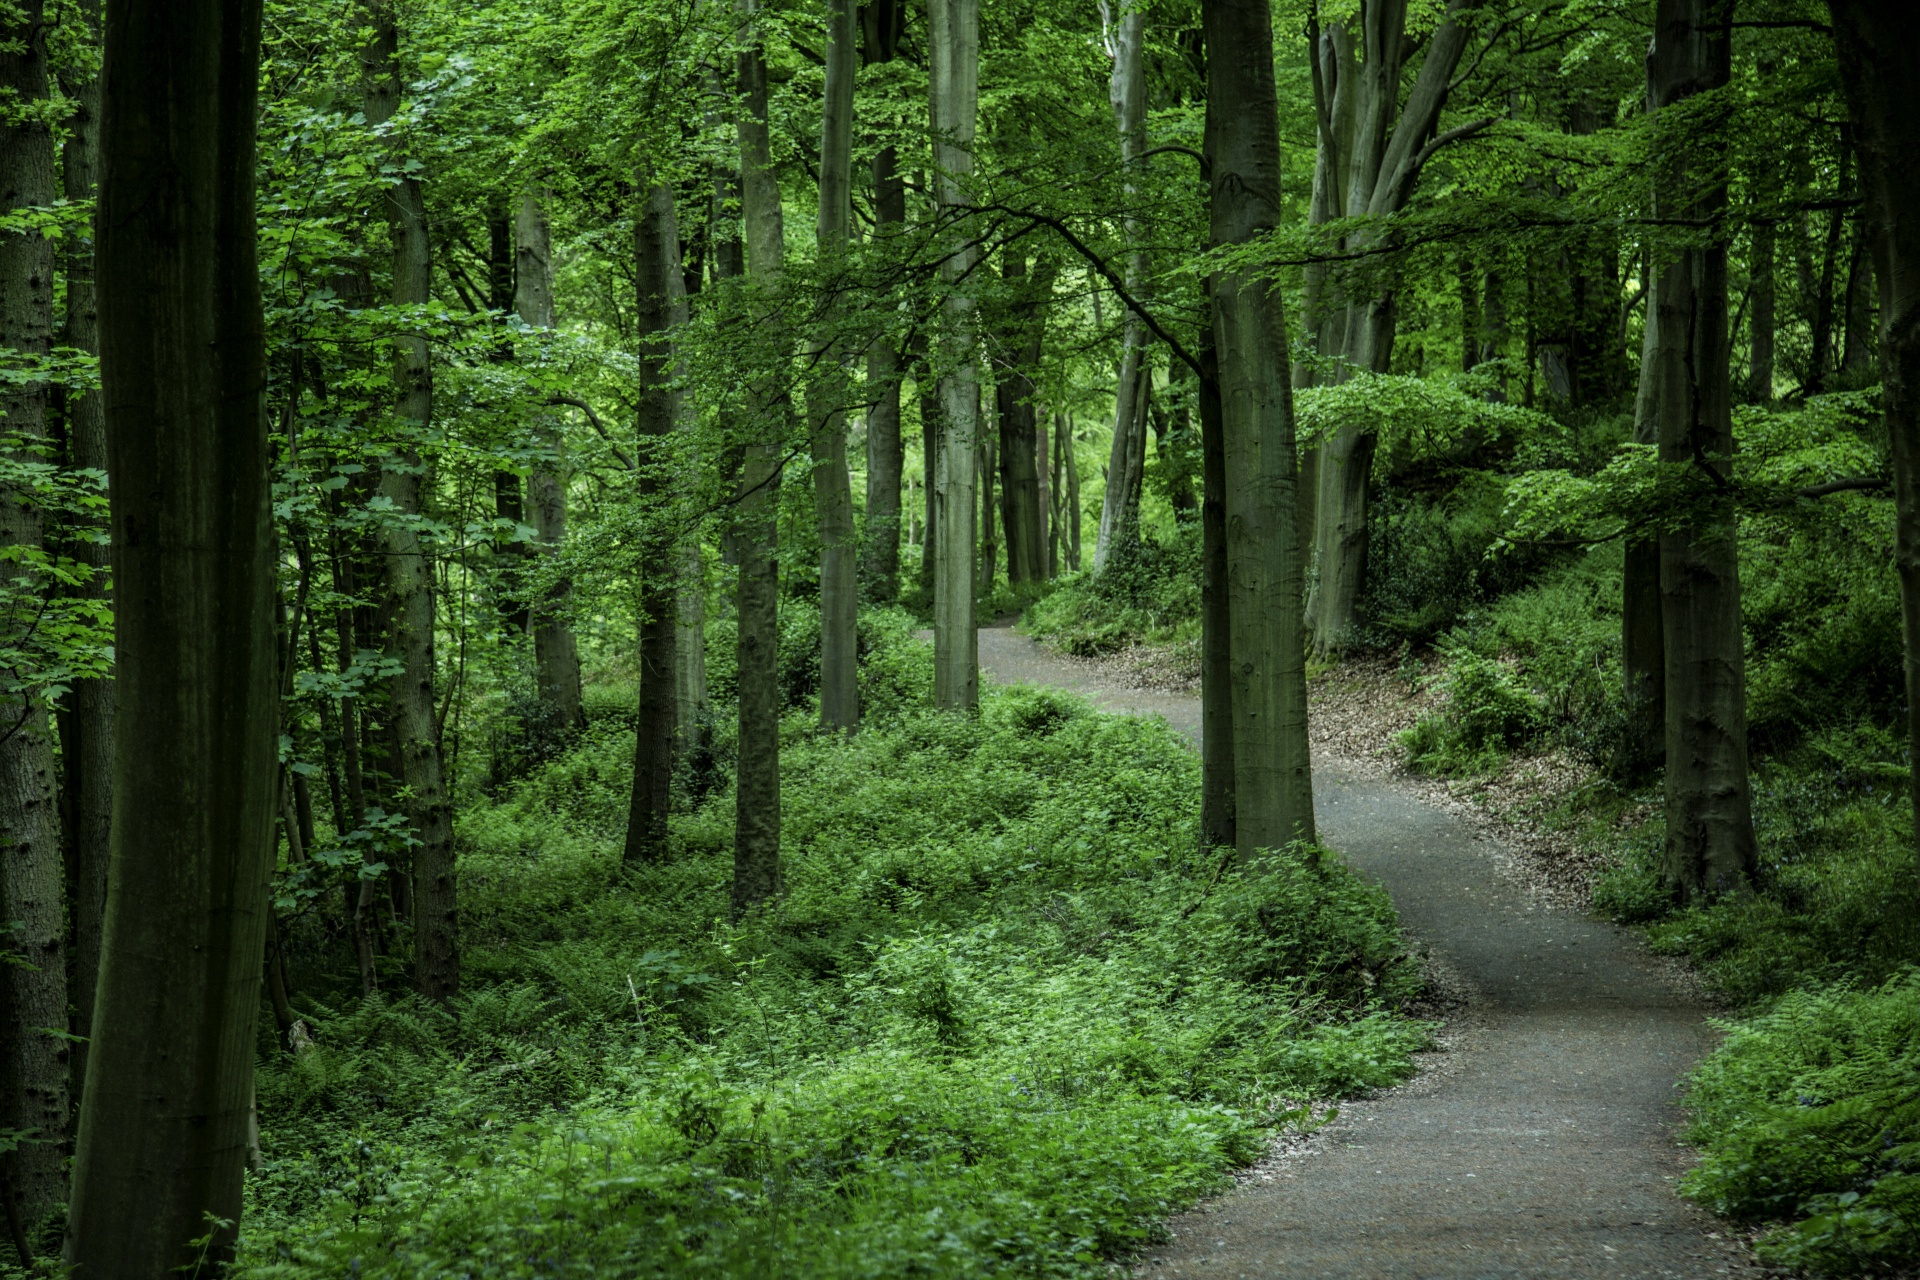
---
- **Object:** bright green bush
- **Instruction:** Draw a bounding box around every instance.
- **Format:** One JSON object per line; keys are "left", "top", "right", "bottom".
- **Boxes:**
{"left": 1023, "top": 530, "right": 1200, "bottom": 656}
{"left": 1680, "top": 972, "right": 1920, "bottom": 1275}
{"left": 1399, "top": 650, "right": 1548, "bottom": 776}
{"left": 239, "top": 622, "right": 1425, "bottom": 1278}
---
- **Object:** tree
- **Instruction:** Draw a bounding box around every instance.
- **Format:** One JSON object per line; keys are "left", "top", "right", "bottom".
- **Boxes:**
{"left": 930, "top": 0, "right": 981, "bottom": 712}
{"left": 362, "top": 0, "right": 458, "bottom": 1000}
{"left": 859, "top": 0, "right": 908, "bottom": 604}
{"left": 1826, "top": 0, "right": 1920, "bottom": 868}
{"left": 0, "top": 0, "right": 70, "bottom": 1244}
{"left": 1093, "top": 0, "right": 1151, "bottom": 572}
{"left": 64, "top": 0, "right": 276, "bottom": 1267}
{"left": 1648, "top": 0, "right": 1756, "bottom": 900}
{"left": 1203, "top": 0, "right": 1315, "bottom": 854}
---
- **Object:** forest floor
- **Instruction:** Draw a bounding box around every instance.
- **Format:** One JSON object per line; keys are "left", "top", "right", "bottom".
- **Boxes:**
{"left": 974, "top": 623, "right": 1769, "bottom": 1280}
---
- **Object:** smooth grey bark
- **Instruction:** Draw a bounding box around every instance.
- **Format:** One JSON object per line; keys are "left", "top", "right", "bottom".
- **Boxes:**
{"left": 1204, "top": 0, "right": 1315, "bottom": 854}
{"left": 811, "top": 0, "right": 860, "bottom": 732}
{"left": 363, "top": 3, "right": 457, "bottom": 1000}
{"left": 55, "top": 0, "right": 111, "bottom": 1118}
{"left": 64, "top": 0, "right": 275, "bottom": 1266}
{"left": 1064, "top": 413, "right": 1082, "bottom": 569}
{"left": 930, "top": 0, "right": 981, "bottom": 711}
{"left": 1649, "top": 0, "right": 1756, "bottom": 901}
{"left": 1304, "top": 0, "right": 1484, "bottom": 652}
{"left": 1826, "top": 0, "right": 1920, "bottom": 869}
{"left": 1093, "top": 0, "right": 1151, "bottom": 572}
{"left": 979, "top": 423, "right": 998, "bottom": 595}
{"left": 860, "top": 44, "right": 907, "bottom": 602}
{"left": 1622, "top": 279, "right": 1665, "bottom": 775}
{"left": 997, "top": 255, "right": 1047, "bottom": 585}
{"left": 626, "top": 184, "right": 681, "bottom": 864}
{"left": 733, "top": 0, "right": 783, "bottom": 912}
{"left": 670, "top": 246, "right": 709, "bottom": 768}
{"left": 515, "top": 190, "right": 585, "bottom": 735}
{"left": 0, "top": 0, "right": 69, "bottom": 1239}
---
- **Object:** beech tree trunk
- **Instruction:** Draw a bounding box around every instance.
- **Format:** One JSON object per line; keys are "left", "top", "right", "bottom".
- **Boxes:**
{"left": 1649, "top": 0, "right": 1756, "bottom": 901}
{"left": 56, "top": 0, "right": 112, "bottom": 1115}
{"left": 1747, "top": 213, "right": 1777, "bottom": 401}
{"left": 1198, "top": 324, "right": 1235, "bottom": 851}
{"left": 1094, "top": 0, "right": 1150, "bottom": 572}
{"left": 1304, "top": 0, "right": 1482, "bottom": 653}
{"left": 626, "top": 184, "right": 681, "bottom": 864}
{"left": 65, "top": 0, "right": 277, "bottom": 1267}
{"left": 488, "top": 200, "right": 531, "bottom": 631}
{"left": 930, "top": 0, "right": 981, "bottom": 711}
{"left": 0, "top": 0, "right": 69, "bottom": 1236}
{"left": 1622, "top": 277, "right": 1666, "bottom": 775}
{"left": 733, "top": 0, "right": 783, "bottom": 911}
{"left": 812, "top": 0, "right": 860, "bottom": 732}
{"left": 363, "top": 3, "right": 457, "bottom": 1000}
{"left": 997, "top": 254, "right": 1046, "bottom": 586}
{"left": 1204, "top": 0, "right": 1315, "bottom": 855}
{"left": 515, "top": 190, "right": 586, "bottom": 735}
{"left": 1827, "top": 0, "right": 1920, "bottom": 870}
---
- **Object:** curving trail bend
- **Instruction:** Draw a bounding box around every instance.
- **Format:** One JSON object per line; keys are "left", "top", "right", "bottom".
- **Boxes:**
{"left": 975, "top": 624, "right": 1765, "bottom": 1280}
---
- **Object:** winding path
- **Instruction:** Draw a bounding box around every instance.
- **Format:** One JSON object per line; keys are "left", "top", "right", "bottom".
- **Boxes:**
{"left": 975, "top": 625, "right": 1763, "bottom": 1280}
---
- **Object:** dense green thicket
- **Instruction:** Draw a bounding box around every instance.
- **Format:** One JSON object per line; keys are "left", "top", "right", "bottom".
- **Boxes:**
{"left": 237, "top": 617, "right": 1425, "bottom": 1277}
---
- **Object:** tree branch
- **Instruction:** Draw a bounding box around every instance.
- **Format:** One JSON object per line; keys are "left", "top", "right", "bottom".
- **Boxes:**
{"left": 548, "top": 395, "right": 633, "bottom": 470}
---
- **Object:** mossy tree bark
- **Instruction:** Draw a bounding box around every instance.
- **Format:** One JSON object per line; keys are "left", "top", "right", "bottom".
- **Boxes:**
{"left": 930, "top": 0, "right": 981, "bottom": 712}
{"left": 0, "top": 0, "right": 69, "bottom": 1240}
{"left": 625, "top": 183, "right": 681, "bottom": 865}
{"left": 812, "top": 0, "right": 860, "bottom": 732}
{"left": 362, "top": 2, "right": 458, "bottom": 1000}
{"left": 1204, "top": 0, "right": 1316, "bottom": 855}
{"left": 732, "top": 0, "right": 783, "bottom": 912}
{"left": 64, "top": 0, "right": 276, "bottom": 1267}
{"left": 1825, "top": 0, "right": 1920, "bottom": 873}
{"left": 1648, "top": 0, "right": 1757, "bottom": 901}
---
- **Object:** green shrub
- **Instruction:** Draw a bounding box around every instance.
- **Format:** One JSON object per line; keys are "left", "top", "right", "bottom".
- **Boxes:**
{"left": 1399, "top": 651, "right": 1547, "bottom": 776}
{"left": 240, "top": 617, "right": 1426, "bottom": 1278}
{"left": 1680, "top": 972, "right": 1920, "bottom": 1275}
{"left": 1024, "top": 529, "right": 1200, "bottom": 656}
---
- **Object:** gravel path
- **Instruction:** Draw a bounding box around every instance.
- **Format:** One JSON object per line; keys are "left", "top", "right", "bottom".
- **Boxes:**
{"left": 974, "top": 625, "right": 1764, "bottom": 1280}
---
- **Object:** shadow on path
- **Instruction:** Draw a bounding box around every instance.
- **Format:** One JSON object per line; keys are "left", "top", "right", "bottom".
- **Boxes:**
{"left": 975, "top": 625, "right": 1760, "bottom": 1280}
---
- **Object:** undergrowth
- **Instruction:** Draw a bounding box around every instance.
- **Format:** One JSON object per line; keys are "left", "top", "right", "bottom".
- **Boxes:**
{"left": 237, "top": 610, "right": 1426, "bottom": 1278}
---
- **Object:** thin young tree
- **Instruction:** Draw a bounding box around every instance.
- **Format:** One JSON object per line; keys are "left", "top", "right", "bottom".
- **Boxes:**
{"left": 733, "top": 0, "right": 784, "bottom": 912}
{"left": 812, "top": 0, "right": 860, "bottom": 732}
{"left": 0, "top": 0, "right": 70, "bottom": 1243}
{"left": 1093, "top": 0, "right": 1152, "bottom": 571}
{"left": 1648, "top": 0, "right": 1756, "bottom": 899}
{"left": 625, "top": 182, "right": 681, "bottom": 864}
{"left": 1203, "top": 0, "right": 1316, "bottom": 854}
{"left": 362, "top": 0, "right": 458, "bottom": 998}
{"left": 64, "top": 0, "right": 277, "bottom": 1268}
{"left": 860, "top": 0, "right": 908, "bottom": 602}
{"left": 516, "top": 190, "right": 586, "bottom": 734}
{"left": 930, "top": 0, "right": 982, "bottom": 712}
{"left": 1825, "top": 0, "right": 1920, "bottom": 870}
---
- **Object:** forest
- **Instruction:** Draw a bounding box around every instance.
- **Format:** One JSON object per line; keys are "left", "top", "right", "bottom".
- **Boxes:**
{"left": 2, "top": 0, "right": 1918, "bottom": 1274}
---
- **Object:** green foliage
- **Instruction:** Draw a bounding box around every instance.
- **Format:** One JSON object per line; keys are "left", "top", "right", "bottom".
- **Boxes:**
{"left": 1679, "top": 973, "right": 1920, "bottom": 1275}
{"left": 1399, "top": 650, "right": 1548, "bottom": 777}
{"left": 1023, "top": 529, "right": 1200, "bottom": 657}
{"left": 240, "top": 624, "right": 1425, "bottom": 1277}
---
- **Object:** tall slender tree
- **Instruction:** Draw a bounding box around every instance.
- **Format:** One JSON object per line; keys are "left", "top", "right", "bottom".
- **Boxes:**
{"left": 64, "top": 0, "right": 276, "bottom": 1266}
{"left": 860, "top": 0, "right": 908, "bottom": 603}
{"left": 1648, "top": 0, "right": 1756, "bottom": 900}
{"left": 362, "top": 0, "right": 458, "bottom": 999}
{"left": 0, "top": 0, "right": 70, "bottom": 1242}
{"left": 732, "top": 0, "right": 784, "bottom": 912}
{"left": 930, "top": 0, "right": 981, "bottom": 712}
{"left": 1093, "top": 0, "right": 1151, "bottom": 572}
{"left": 1204, "top": 0, "right": 1315, "bottom": 854}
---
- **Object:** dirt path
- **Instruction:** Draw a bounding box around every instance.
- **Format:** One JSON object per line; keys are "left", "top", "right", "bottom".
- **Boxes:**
{"left": 975, "top": 625, "right": 1762, "bottom": 1280}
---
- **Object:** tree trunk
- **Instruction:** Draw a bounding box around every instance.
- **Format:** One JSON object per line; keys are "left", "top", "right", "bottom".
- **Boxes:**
{"left": 363, "top": 3, "right": 457, "bottom": 1000}
{"left": 998, "top": 255, "right": 1047, "bottom": 586}
{"left": 54, "top": 0, "right": 112, "bottom": 1118}
{"left": 1065, "top": 414, "right": 1082, "bottom": 569}
{"left": 1205, "top": 0, "right": 1315, "bottom": 855}
{"left": 1622, "top": 273, "right": 1666, "bottom": 775}
{"left": 930, "top": 0, "right": 981, "bottom": 711}
{"left": 1827, "top": 0, "right": 1920, "bottom": 871}
{"left": 733, "top": 0, "right": 783, "bottom": 912}
{"left": 812, "top": 0, "right": 860, "bottom": 732}
{"left": 919, "top": 369, "right": 939, "bottom": 596}
{"left": 1842, "top": 212, "right": 1876, "bottom": 379}
{"left": 1198, "top": 324, "right": 1235, "bottom": 851}
{"left": 1094, "top": 0, "right": 1151, "bottom": 573}
{"left": 1649, "top": 0, "right": 1756, "bottom": 902}
{"left": 859, "top": 0, "right": 906, "bottom": 602}
{"left": 0, "top": 0, "right": 69, "bottom": 1238}
{"left": 1304, "top": 0, "right": 1482, "bottom": 653}
{"left": 488, "top": 199, "right": 531, "bottom": 632}
{"left": 626, "top": 185, "right": 682, "bottom": 864}
{"left": 65, "top": 0, "right": 276, "bottom": 1266}
{"left": 1747, "top": 213, "right": 1776, "bottom": 401}
{"left": 515, "top": 190, "right": 586, "bottom": 735}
